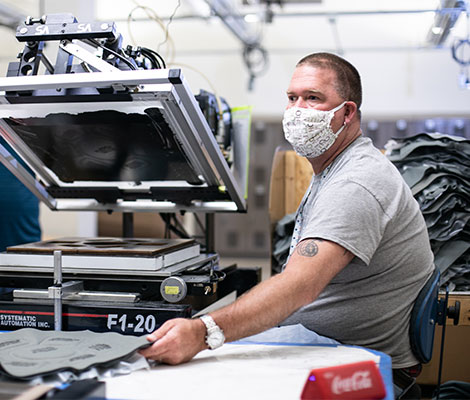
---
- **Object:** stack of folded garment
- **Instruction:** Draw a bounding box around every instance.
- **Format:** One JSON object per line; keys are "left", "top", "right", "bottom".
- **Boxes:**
{"left": 271, "top": 213, "right": 296, "bottom": 274}
{"left": 386, "top": 132, "right": 470, "bottom": 291}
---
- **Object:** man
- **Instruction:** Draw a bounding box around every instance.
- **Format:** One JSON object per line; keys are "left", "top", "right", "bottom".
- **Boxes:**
{"left": 140, "top": 53, "right": 434, "bottom": 373}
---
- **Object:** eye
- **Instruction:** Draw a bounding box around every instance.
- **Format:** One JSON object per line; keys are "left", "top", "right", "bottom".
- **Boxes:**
{"left": 287, "top": 95, "right": 297, "bottom": 103}
{"left": 307, "top": 94, "right": 319, "bottom": 101}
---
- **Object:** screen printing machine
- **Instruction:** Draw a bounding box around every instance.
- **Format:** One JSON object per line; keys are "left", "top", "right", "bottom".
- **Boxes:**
{"left": 0, "top": 14, "right": 256, "bottom": 336}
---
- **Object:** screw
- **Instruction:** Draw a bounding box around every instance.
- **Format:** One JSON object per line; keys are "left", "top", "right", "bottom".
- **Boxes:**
{"left": 100, "top": 23, "right": 109, "bottom": 30}
{"left": 19, "top": 27, "right": 28, "bottom": 34}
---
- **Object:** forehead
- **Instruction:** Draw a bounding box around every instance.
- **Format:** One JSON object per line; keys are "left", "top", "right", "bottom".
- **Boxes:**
{"left": 287, "top": 65, "right": 338, "bottom": 96}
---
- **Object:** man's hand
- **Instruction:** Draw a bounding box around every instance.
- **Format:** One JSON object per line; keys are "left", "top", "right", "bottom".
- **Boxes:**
{"left": 139, "top": 318, "right": 208, "bottom": 365}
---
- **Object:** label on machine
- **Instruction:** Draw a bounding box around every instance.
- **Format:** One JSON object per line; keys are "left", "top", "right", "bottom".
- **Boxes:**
{"left": 0, "top": 301, "right": 191, "bottom": 335}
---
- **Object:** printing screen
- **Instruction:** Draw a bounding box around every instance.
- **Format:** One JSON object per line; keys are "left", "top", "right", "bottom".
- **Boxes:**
{"left": 0, "top": 101, "right": 202, "bottom": 185}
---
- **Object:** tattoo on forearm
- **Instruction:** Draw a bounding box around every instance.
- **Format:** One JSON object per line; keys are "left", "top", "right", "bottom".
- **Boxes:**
{"left": 296, "top": 239, "right": 322, "bottom": 257}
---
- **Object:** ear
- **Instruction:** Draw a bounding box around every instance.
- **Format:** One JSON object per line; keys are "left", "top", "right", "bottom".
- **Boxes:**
{"left": 344, "top": 101, "right": 358, "bottom": 124}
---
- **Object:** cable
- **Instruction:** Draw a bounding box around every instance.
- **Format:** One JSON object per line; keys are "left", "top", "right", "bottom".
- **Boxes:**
{"left": 158, "top": 213, "right": 209, "bottom": 252}
{"left": 171, "top": 213, "right": 190, "bottom": 238}
{"left": 84, "top": 38, "right": 137, "bottom": 70}
{"left": 40, "top": 52, "right": 54, "bottom": 74}
{"left": 193, "top": 214, "right": 206, "bottom": 236}
{"left": 157, "top": 0, "right": 181, "bottom": 55}
{"left": 452, "top": 38, "right": 470, "bottom": 66}
{"left": 140, "top": 48, "right": 161, "bottom": 69}
{"left": 451, "top": 9, "right": 470, "bottom": 88}
{"left": 142, "top": 47, "right": 166, "bottom": 69}
{"left": 242, "top": 44, "right": 269, "bottom": 90}
{"left": 159, "top": 213, "right": 190, "bottom": 239}
{"left": 127, "top": 2, "right": 176, "bottom": 64}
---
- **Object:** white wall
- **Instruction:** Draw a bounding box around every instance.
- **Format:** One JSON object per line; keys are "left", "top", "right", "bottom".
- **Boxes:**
{"left": 92, "top": 3, "right": 470, "bottom": 119}
{"left": 170, "top": 47, "right": 470, "bottom": 119}
{"left": 1, "top": 1, "right": 468, "bottom": 118}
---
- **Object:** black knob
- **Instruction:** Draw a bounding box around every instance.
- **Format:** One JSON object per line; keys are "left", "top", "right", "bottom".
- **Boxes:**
{"left": 447, "top": 300, "right": 460, "bottom": 326}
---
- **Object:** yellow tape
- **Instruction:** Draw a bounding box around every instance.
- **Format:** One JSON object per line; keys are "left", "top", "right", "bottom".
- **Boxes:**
{"left": 165, "top": 286, "right": 180, "bottom": 295}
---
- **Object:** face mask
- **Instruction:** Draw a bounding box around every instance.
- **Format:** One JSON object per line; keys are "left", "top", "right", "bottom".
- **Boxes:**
{"left": 282, "top": 101, "right": 347, "bottom": 158}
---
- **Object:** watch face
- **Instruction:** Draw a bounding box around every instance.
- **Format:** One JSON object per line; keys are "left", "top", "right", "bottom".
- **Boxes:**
{"left": 207, "top": 331, "right": 224, "bottom": 349}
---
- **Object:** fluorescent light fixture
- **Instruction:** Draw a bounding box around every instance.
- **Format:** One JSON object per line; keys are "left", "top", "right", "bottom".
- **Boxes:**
{"left": 244, "top": 13, "right": 260, "bottom": 23}
{"left": 426, "top": 0, "right": 465, "bottom": 46}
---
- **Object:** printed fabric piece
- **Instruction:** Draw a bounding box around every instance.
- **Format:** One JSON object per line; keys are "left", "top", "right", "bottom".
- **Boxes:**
{"left": 0, "top": 328, "right": 150, "bottom": 379}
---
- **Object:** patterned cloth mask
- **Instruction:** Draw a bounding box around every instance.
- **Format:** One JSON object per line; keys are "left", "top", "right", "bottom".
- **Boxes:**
{"left": 282, "top": 101, "right": 347, "bottom": 158}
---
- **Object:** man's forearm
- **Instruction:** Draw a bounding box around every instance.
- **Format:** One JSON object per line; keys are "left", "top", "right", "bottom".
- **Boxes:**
{"left": 209, "top": 272, "right": 304, "bottom": 342}
{"left": 209, "top": 239, "right": 353, "bottom": 343}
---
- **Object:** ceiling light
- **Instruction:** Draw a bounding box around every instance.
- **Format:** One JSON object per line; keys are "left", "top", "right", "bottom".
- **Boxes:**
{"left": 244, "top": 13, "right": 260, "bottom": 23}
{"left": 426, "top": 0, "right": 466, "bottom": 46}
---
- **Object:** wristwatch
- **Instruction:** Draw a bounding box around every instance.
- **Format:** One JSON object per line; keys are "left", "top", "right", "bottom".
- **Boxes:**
{"left": 200, "top": 314, "right": 225, "bottom": 350}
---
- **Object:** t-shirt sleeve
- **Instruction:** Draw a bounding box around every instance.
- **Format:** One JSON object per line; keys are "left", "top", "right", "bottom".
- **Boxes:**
{"left": 299, "top": 180, "right": 390, "bottom": 265}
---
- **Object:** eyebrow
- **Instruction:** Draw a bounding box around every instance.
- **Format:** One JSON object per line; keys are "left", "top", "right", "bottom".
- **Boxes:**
{"left": 286, "top": 89, "right": 322, "bottom": 96}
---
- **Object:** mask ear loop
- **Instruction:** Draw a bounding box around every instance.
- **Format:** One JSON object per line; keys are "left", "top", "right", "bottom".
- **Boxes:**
{"left": 332, "top": 101, "right": 348, "bottom": 136}
{"left": 333, "top": 122, "right": 346, "bottom": 137}
{"left": 331, "top": 101, "right": 347, "bottom": 113}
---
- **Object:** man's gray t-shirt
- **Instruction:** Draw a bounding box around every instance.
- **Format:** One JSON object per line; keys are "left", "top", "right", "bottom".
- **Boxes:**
{"left": 281, "top": 136, "right": 434, "bottom": 368}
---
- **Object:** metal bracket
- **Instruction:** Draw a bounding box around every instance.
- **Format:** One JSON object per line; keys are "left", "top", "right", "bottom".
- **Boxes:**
{"left": 48, "top": 250, "right": 63, "bottom": 331}
{"left": 59, "top": 40, "right": 121, "bottom": 73}
{"left": 16, "top": 18, "right": 117, "bottom": 42}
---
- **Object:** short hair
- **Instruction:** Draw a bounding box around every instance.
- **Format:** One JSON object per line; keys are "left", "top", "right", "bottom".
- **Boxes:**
{"left": 297, "top": 52, "right": 362, "bottom": 118}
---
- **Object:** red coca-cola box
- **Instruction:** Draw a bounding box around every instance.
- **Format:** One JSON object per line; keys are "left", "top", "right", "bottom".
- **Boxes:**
{"left": 300, "top": 360, "right": 386, "bottom": 399}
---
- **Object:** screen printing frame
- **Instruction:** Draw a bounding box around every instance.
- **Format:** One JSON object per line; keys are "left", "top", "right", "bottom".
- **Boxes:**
{"left": 0, "top": 68, "right": 247, "bottom": 213}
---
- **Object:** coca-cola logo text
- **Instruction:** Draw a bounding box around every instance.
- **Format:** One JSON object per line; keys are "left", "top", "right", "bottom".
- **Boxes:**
{"left": 331, "top": 370, "right": 372, "bottom": 394}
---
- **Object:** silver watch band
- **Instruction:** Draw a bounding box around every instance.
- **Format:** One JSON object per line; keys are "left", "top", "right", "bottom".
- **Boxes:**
{"left": 200, "top": 314, "right": 224, "bottom": 349}
{"left": 200, "top": 314, "right": 217, "bottom": 330}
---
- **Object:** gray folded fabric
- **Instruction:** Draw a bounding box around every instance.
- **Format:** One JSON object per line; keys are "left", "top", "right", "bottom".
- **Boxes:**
{"left": 400, "top": 163, "right": 470, "bottom": 189}
{"left": 387, "top": 132, "right": 470, "bottom": 162}
{"left": 393, "top": 132, "right": 470, "bottom": 144}
{"left": 434, "top": 241, "right": 470, "bottom": 274}
{"left": 428, "top": 217, "right": 469, "bottom": 242}
{"left": 421, "top": 192, "right": 469, "bottom": 214}
{"left": 388, "top": 140, "right": 470, "bottom": 162}
{"left": 434, "top": 379, "right": 470, "bottom": 399}
{"left": 0, "top": 328, "right": 150, "bottom": 379}
{"left": 386, "top": 132, "right": 470, "bottom": 292}
{"left": 417, "top": 177, "right": 470, "bottom": 210}
{"left": 272, "top": 213, "right": 295, "bottom": 274}
{"left": 394, "top": 152, "right": 470, "bottom": 168}
{"left": 274, "top": 212, "right": 296, "bottom": 237}
{"left": 441, "top": 253, "right": 470, "bottom": 289}
{"left": 411, "top": 172, "right": 452, "bottom": 196}
{"left": 425, "top": 210, "right": 470, "bottom": 230}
